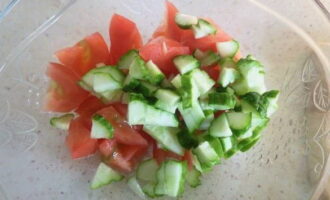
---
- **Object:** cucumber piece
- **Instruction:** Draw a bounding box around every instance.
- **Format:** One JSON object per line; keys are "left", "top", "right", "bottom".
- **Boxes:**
{"left": 50, "top": 113, "right": 74, "bottom": 130}
{"left": 199, "top": 51, "right": 220, "bottom": 67}
{"left": 123, "top": 75, "right": 140, "bottom": 91}
{"left": 186, "top": 167, "right": 201, "bottom": 188}
{"left": 171, "top": 74, "right": 182, "bottom": 89}
{"left": 129, "top": 56, "right": 149, "bottom": 80}
{"left": 226, "top": 112, "right": 252, "bottom": 135}
{"left": 155, "top": 160, "right": 187, "bottom": 197}
{"left": 175, "top": 13, "right": 198, "bottom": 29}
{"left": 220, "top": 136, "right": 238, "bottom": 158}
{"left": 241, "top": 92, "right": 271, "bottom": 117}
{"left": 216, "top": 40, "right": 239, "bottom": 58}
{"left": 138, "top": 81, "right": 159, "bottom": 97}
{"left": 219, "top": 58, "right": 236, "bottom": 68}
{"left": 154, "top": 89, "right": 180, "bottom": 113}
{"left": 199, "top": 110, "right": 214, "bottom": 130}
{"left": 143, "top": 183, "right": 156, "bottom": 198}
{"left": 178, "top": 100, "right": 205, "bottom": 133}
{"left": 118, "top": 49, "right": 139, "bottom": 69}
{"left": 193, "top": 141, "right": 220, "bottom": 169}
{"left": 93, "top": 72, "right": 122, "bottom": 93}
{"left": 191, "top": 154, "right": 203, "bottom": 173}
{"left": 137, "top": 159, "right": 158, "bottom": 182}
{"left": 263, "top": 90, "right": 280, "bottom": 117}
{"left": 128, "top": 100, "right": 178, "bottom": 127}
{"left": 209, "top": 114, "right": 233, "bottom": 137}
{"left": 208, "top": 92, "right": 236, "bottom": 110}
{"left": 218, "top": 67, "right": 240, "bottom": 87}
{"left": 240, "top": 138, "right": 260, "bottom": 152}
{"left": 146, "top": 60, "right": 165, "bottom": 85}
{"left": 207, "top": 137, "right": 225, "bottom": 158}
{"left": 160, "top": 78, "right": 173, "bottom": 88}
{"left": 91, "top": 114, "right": 114, "bottom": 139}
{"left": 143, "top": 125, "right": 184, "bottom": 156}
{"left": 181, "top": 72, "right": 200, "bottom": 108}
{"left": 174, "top": 55, "right": 200, "bottom": 74}
{"left": 127, "top": 176, "right": 146, "bottom": 199}
{"left": 177, "top": 129, "right": 199, "bottom": 149}
{"left": 191, "top": 69, "right": 215, "bottom": 96}
{"left": 192, "top": 19, "right": 217, "bottom": 39}
{"left": 90, "top": 163, "right": 123, "bottom": 189}
{"left": 99, "top": 89, "right": 123, "bottom": 103}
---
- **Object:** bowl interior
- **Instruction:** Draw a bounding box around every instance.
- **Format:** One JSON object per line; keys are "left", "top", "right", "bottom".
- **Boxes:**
{"left": 0, "top": 0, "right": 329, "bottom": 199}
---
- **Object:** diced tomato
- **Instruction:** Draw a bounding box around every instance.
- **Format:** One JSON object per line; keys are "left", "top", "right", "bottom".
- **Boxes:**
{"left": 101, "top": 142, "right": 148, "bottom": 173}
{"left": 215, "top": 110, "right": 226, "bottom": 118}
{"left": 140, "top": 36, "right": 190, "bottom": 76}
{"left": 182, "top": 150, "right": 193, "bottom": 170}
{"left": 44, "top": 63, "right": 89, "bottom": 112}
{"left": 153, "top": 146, "right": 182, "bottom": 164}
{"left": 66, "top": 116, "right": 98, "bottom": 159}
{"left": 202, "top": 64, "right": 220, "bottom": 81}
{"left": 96, "top": 106, "right": 147, "bottom": 146}
{"left": 98, "top": 139, "right": 117, "bottom": 157}
{"left": 109, "top": 14, "right": 143, "bottom": 64}
{"left": 55, "top": 32, "right": 109, "bottom": 77}
{"left": 153, "top": 1, "right": 232, "bottom": 52}
{"left": 75, "top": 96, "right": 106, "bottom": 117}
{"left": 112, "top": 103, "right": 128, "bottom": 118}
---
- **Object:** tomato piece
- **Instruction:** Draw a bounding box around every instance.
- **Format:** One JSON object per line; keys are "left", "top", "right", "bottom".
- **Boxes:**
{"left": 109, "top": 14, "right": 143, "bottom": 64}
{"left": 182, "top": 150, "right": 193, "bottom": 170}
{"left": 75, "top": 96, "right": 106, "bottom": 117}
{"left": 140, "top": 36, "right": 190, "bottom": 76}
{"left": 96, "top": 106, "right": 147, "bottom": 146}
{"left": 56, "top": 32, "right": 109, "bottom": 77}
{"left": 66, "top": 116, "right": 98, "bottom": 159}
{"left": 153, "top": 146, "right": 182, "bottom": 164}
{"left": 112, "top": 103, "right": 128, "bottom": 118}
{"left": 44, "top": 63, "right": 89, "bottom": 112}
{"left": 101, "top": 142, "right": 148, "bottom": 173}
{"left": 202, "top": 65, "right": 220, "bottom": 81}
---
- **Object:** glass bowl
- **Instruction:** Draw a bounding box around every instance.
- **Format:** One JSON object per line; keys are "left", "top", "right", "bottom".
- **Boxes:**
{"left": 0, "top": 0, "right": 330, "bottom": 199}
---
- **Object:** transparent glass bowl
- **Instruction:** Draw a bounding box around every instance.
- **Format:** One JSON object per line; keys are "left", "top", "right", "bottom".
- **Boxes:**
{"left": 0, "top": 0, "right": 330, "bottom": 199}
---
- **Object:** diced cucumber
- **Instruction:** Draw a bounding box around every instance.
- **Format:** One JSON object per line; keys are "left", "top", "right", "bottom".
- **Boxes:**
{"left": 208, "top": 92, "right": 236, "bottom": 110}
{"left": 177, "top": 129, "right": 199, "bottom": 149}
{"left": 220, "top": 136, "right": 237, "bottom": 158}
{"left": 191, "top": 69, "right": 215, "bottom": 96}
{"left": 195, "top": 50, "right": 220, "bottom": 67}
{"left": 226, "top": 112, "right": 252, "bottom": 135}
{"left": 155, "top": 160, "right": 187, "bottom": 197}
{"left": 171, "top": 74, "right": 182, "bottom": 89}
{"left": 146, "top": 60, "right": 165, "bottom": 85}
{"left": 175, "top": 13, "right": 198, "bottom": 29}
{"left": 191, "top": 154, "right": 203, "bottom": 173}
{"left": 90, "top": 163, "right": 123, "bottom": 189}
{"left": 99, "top": 89, "right": 123, "bottom": 103}
{"left": 127, "top": 176, "right": 146, "bottom": 199}
{"left": 240, "top": 138, "right": 260, "bottom": 152}
{"left": 173, "top": 55, "right": 200, "bottom": 74}
{"left": 91, "top": 114, "right": 114, "bottom": 139}
{"left": 181, "top": 72, "right": 199, "bottom": 108}
{"left": 93, "top": 72, "right": 122, "bottom": 93}
{"left": 207, "top": 136, "right": 225, "bottom": 158}
{"left": 138, "top": 81, "right": 159, "bottom": 97}
{"left": 263, "top": 90, "right": 280, "bottom": 117}
{"left": 178, "top": 100, "right": 205, "bottom": 133}
{"left": 192, "top": 19, "right": 217, "bottom": 39}
{"left": 219, "top": 58, "right": 236, "bottom": 68}
{"left": 154, "top": 89, "right": 180, "bottom": 113}
{"left": 186, "top": 167, "right": 201, "bottom": 188}
{"left": 143, "top": 125, "right": 184, "bottom": 156}
{"left": 209, "top": 114, "right": 233, "bottom": 137}
{"left": 216, "top": 40, "right": 239, "bottom": 58}
{"left": 137, "top": 159, "right": 158, "bottom": 182}
{"left": 143, "top": 183, "right": 156, "bottom": 198}
{"left": 123, "top": 75, "right": 140, "bottom": 91}
{"left": 50, "top": 113, "right": 74, "bottom": 130}
{"left": 128, "top": 99, "right": 178, "bottom": 127}
{"left": 218, "top": 67, "right": 240, "bottom": 87}
{"left": 193, "top": 141, "right": 220, "bottom": 169}
{"left": 199, "top": 110, "right": 214, "bottom": 130}
{"left": 160, "top": 78, "right": 172, "bottom": 88}
{"left": 129, "top": 56, "right": 149, "bottom": 80}
{"left": 118, "top": 49, "right": 139, "bottom": 69}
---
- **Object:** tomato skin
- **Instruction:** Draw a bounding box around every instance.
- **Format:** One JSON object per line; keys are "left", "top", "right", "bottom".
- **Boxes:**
{"left": 140, "top": 36, "right": 190, "bottom": 76}
{"left": 98, "top": 139, "right": 117, "bottom": 157}
{"left": 75, "top": 96, "right": 106, "bottom": 117}
{"left": 44, "top": 63, "right": 89, "bottom": 112}
{"left": 66, "top": 116, "right": 98, "bottom": 159}
{"left": 182, "top": 150, "right": 193, "bottom": 170}
{"left": 202, "top": 65, "right": 220, "bottom": 82}
{"left": 153, "top": 146, "right": 182, "bottom": 164}
{"left": 96, "top": 106, "right": 148, "bottom": 146}
{"left": 112, "top": 103, "right": 128, "bottom": 118}
{"left": 109, "top": 14, "right": 143, "bottom": 64}
{"left": 56, "top": 32, "right": 109, "bottom": 77}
